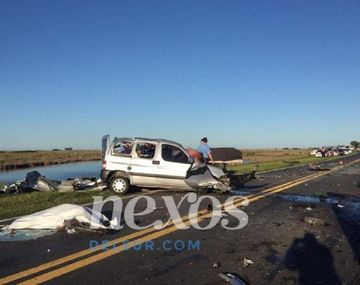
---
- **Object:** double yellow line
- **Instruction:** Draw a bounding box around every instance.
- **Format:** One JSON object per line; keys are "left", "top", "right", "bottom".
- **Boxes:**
{"left": 1, "top": 159, "right": 358, "bottom": 284}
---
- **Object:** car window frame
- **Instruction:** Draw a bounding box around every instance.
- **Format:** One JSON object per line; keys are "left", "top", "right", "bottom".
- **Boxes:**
{"left": 133, "top": 141, "right": 157, "bottom": 160}
{"left": 112, "top": 140, "right": 134, "bottom": 157}
{"left": 161, "top": 143, "right": 189, "bottom": 164}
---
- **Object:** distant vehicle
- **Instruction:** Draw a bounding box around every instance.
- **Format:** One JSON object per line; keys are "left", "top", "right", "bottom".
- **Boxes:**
{"left": 310, "top": 148, "right": 327, "bottom": 157}
{"left": 100, "top": 135, "right": 230, "bottom": 194}
{"left": 337, "top": 146, "right": 352, "bottom": 155}
{"left": 310, "top": 145, "right": 354, "bottom": 157}
{"left": 314, "top": 151, "right": 323, "bottom": 157}
{"left": 346, "top": 145, "right": 355, "bottom": 151}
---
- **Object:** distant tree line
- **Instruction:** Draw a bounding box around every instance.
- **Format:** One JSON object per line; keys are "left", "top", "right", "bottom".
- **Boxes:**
{"left": 350, "top": 140, "right": 360, "bottom": 149}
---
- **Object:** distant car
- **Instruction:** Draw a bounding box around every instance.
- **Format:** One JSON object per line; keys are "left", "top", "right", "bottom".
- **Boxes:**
{"left": 310, "top": 149, "right": 323, "bottom": 157}
{"left": 347, "top": 145, "right": 354, "bottom": 151}
{"left": 337, "top": 147, "right": 351, "bottom": 155}
{"left": 314, "top": 151, "right": 323, "bottom": 157}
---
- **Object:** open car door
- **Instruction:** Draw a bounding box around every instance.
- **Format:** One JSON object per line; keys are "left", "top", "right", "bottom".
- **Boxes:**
{"left": 102, "top": 135, "right": 110, "bottom": 162}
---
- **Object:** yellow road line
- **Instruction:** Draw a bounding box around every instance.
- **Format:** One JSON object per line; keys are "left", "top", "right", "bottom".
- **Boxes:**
{"left": 18, "top": 210, "right": 215, "bottom": 285}
{"left": 18, "top": 168, "right": 331, "bottom": 285}
{"left": 0, "top": 208, "right": 209, "bottom": 285}
{"left": 230, "top": 159, "right": 359, "bottom": 207}
{"left": 0, "top": 173, "right": 315, "bottom": 284}
{"left": 2, "top": 158, "right": 359, "bottom": 284}
{"left": 0, "top": 227, "right": 154, "bottom": 284}
{"left": 223, "top": 171, "right": 322, "bottom": 208}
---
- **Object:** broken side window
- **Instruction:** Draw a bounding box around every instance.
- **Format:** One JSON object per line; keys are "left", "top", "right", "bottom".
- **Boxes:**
{"left": 135, "top": 143, "right": 156, "bottom": 159}
{"left": 113, "top": 141, "right": 133, "bottom": 156}
{"left": 161, "top": 144, "right": 188, "bottom": 164}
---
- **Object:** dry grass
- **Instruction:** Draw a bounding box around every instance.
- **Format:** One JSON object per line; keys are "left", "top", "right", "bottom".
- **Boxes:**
{"left": 229, "top": 149, "right": 355, "bottom": 174}
{"left": 242, "top": 149, "right": 311, "bottom": 163}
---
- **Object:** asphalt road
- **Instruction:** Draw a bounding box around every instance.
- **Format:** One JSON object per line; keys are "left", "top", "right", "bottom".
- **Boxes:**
{"left": 0, "top": 153, "right": 359, "bottom": 285}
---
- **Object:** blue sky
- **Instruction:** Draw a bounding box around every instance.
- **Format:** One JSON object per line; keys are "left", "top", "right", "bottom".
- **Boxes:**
{"left": 0, "top": 0, "right": 359, "bottom": 150}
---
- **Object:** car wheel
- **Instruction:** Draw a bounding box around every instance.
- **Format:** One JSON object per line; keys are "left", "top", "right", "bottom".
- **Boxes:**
{"left": 110, "top": 176, "right": 130, "bottom": 195}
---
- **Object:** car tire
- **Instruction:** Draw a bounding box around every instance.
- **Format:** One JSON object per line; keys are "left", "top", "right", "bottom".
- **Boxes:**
{"left": 109, "top": 176, "right": 130, "bottom": 195}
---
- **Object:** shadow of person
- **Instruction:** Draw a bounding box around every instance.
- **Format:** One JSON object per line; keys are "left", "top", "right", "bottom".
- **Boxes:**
{"left": 285, "top": 233, "right": 341, "bottom": 285}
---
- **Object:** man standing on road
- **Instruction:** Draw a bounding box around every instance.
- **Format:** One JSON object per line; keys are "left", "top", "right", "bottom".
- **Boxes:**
{"left": 198, "top": 137, "right": 213, "bottom": 164}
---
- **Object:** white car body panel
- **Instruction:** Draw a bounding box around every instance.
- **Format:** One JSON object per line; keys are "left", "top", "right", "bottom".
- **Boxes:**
{"left": 102, "top": 136, "right": 197, "bottom": 190}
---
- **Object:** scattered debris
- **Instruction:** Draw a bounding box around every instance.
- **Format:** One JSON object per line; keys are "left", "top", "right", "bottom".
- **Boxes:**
{"left": 66, "top": 228, "right": 76, "bottom": 234}
{"left": 219, "top": 272, "right": 249, "bottom": 285}
{"left": 308, "top": 163, "right": 330, "bottom": 171}
{"left": 213, "top": 212, "right": 228, "bottom": 218}
{"left": 223, "top": 166, "right": 257, "bottom": 188}
{"left": 213, "top": 262, "right": 222, "bottom": 268}
{"left": 152, "top": 206, "right": 164, "bottom": 210}
{"left": 185, "top": 164, "right": 230, "bottom": 193}
{"left": 305, "top": 206, "right": 313, "bottom": 211}
{"left": 271, "top": 222, "right": 284, "bottom": 227}
{"left": 304, "top": 216, "right": 326, "bottom": 226}
{"left": 311, "top": 192, "right": 328, "bottom": 201}
{"left": 243, "top": 258, "right": 254, "bottom": 267}
{"left": 185, "top": 163, "right": 257, "bottom": 194}
{"left": 0, "top": 171, "right": 106, "bottom": 194}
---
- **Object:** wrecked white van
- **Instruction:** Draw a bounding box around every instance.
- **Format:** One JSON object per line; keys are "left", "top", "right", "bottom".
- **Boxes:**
{"left": 100, "top": 135, "right": 233, "bottom": 194}
{"left": 101, "top": 135, "right": 257, "bottom": 195}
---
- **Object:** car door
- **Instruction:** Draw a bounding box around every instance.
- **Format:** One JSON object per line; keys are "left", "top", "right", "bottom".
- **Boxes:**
{"left": 155, "top": 143, "right": 192, "bottom": 190}
{"left": 105, "top": 139, "right": 133, "bottom": 173}
{"left": 129, "top": 141, "right": 157, "bottom": 187}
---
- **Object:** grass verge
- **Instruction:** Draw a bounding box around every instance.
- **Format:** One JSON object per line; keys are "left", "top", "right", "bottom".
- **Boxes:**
{"left": 227, "top": 154, "right": 353, "bottom": 174}
{"left": 0, "top": 152, "right": 356, "bottom": 221}
{"left": 0, "top": 190, "right": 115, "bottom": 221}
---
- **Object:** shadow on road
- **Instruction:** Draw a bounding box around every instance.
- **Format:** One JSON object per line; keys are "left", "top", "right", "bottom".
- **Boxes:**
{"left": 238, "top": 183, "right": 269, "bottom": 190}
{"left": 332, "top": 204, "right": 360, "bottom": 284}
{"left": 285, "top": 233, "right": 341, "bottom": 285}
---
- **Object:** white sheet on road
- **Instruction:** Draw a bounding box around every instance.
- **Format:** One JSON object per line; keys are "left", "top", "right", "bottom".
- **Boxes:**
{"left": 7, "top": 204, "right": 110, "bottom": 230}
